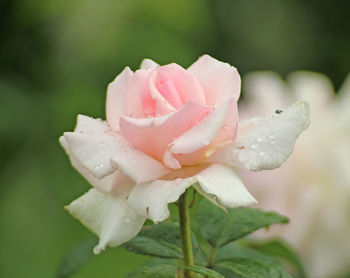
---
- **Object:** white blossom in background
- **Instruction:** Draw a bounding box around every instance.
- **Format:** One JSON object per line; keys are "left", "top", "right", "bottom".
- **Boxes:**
{"left": 240, "top": 71, "right": 350, "bottom": 278}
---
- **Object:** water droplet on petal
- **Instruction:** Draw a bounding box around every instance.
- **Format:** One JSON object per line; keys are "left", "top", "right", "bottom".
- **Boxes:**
{"left": 122, "top": 216, "right": 131, "bottom": 223}
{"left": 98, "top": 142, "right": 106, "bottom": 148}
{"left": 257, "top": 137, "right": 264, "bottom": 142}
{"left": 269, "top": 134, "right": 275, "bottom": 140}
{"left": 94, "top": 163, "right": 104, "bottom": 170}
{"left": 259, "top": 151, "right": 265, "bottom": 157}
{"left": 250, "top": 143, "right": 258, "bottom": 149}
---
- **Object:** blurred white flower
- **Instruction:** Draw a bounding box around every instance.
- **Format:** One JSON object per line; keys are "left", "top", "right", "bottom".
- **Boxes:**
{"left": 240, "top": 71, "right": 350, "bottom": 278}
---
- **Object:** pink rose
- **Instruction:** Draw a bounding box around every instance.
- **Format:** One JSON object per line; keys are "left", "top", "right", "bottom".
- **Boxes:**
{"left": 107, "top": 56, "right": 240, "bottom": 169}
{"left": 60, "top": 55, "right": 310, "bottom": 253}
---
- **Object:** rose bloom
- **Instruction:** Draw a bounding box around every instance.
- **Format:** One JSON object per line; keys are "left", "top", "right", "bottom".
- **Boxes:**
{"left": 59, "top": 55, "right": 310, "bottom": 254}
{"left": 240, "top": 71, "right": 350, "bottom": 278}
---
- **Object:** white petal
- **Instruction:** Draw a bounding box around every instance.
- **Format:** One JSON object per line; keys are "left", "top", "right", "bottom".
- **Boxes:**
{"left": 163, "top": 99, "right": 237, "bottom": 168}
{"left": 140, "top": 58, "right": 159, "bottom": 69}
{"left": 65, "top": 188, "right": 146, "bottom": 254}
{"left": 127, "top": 164, "right": 256, "bottom": 223}
{"left": 62, "top": 115, "right": 169, "bottom": 183}
{"left": 127, "top": 177, "right": 196, "bottom": 223}
{"left": 59, "top": 136, "right": 125, "bottom": 193}
{"left": 194, "top": 164, "right": 257, "bottom": 208}
{"left": 209, "top": 101, "right": 310, "bottom": 171}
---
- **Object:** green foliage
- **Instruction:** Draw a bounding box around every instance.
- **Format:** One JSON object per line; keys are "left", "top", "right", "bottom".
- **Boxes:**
{"left": 215, "top": 259, "right": 292, "bottom": 278}
{"left": 123, "top": 222, "right": 206, "bottom": 264}
{"left": 214, "top": 243, "right": 279, "bottom": 264}
{"left": 122, "top": 199, "right": 299, "bottom": 278}
{"left": 124, "top": 265, "right": 178, "bottom": 278}
{"left": 197, "top": 200, "right": 289, "bottom": 248}
{"left": 55, "top": 237, "right": 97, "bottom": 278}
{"left": 244, "top": 239, "right": 307, "bottom": 277}
{"left": 182, "top": 265, "right": 224, "bottom": 277}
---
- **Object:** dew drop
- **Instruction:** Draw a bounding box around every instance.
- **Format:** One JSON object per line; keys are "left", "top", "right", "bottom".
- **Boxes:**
{"left": 250, "top": 143, "right": 258, "bottom": 149}
{"left": 122, "top": 216, "right": 131, "bottom": 223}
{"left": 259, "top": 151, "right": 265, "bottom": 157}
{"left": 94, "top": 163, "right": 104, "bottom": 170}
{"left": 257, "top": 137, "right": 264, "bottom": 143}
{"left": 269, "top": 134, "right": 275, "bottom": 140}
{"left": 98, "top": 142, "right": 106, "bottom": 148}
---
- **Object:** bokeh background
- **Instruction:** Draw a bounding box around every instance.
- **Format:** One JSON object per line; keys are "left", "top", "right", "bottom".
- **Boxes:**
{"left": 1, "top": 0, "right": 349, "bottom": 277}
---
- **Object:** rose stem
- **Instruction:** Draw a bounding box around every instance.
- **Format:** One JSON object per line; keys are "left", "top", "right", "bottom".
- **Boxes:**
{"left": 178, "top": 189, "right": 195, "bottom": 278}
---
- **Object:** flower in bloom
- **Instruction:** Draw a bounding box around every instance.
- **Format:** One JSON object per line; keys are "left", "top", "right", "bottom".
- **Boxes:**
{"left": 59, "top": 55, "right": 310, "bottom": 254}
{"left": 240, "top": 71, "right": 350, "bottom": 278}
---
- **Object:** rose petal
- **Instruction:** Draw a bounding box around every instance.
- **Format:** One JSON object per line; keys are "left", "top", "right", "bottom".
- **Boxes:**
{"left": 209, "top": 101, "right": 310, "bottom": 171}
{"left": 59, "top": 136, "right": 126, "bottom": 193}
{"left": 140, "top": 58, "right": 159, "bottom": 69}
{"left": 127, "top": 176, "right": 197, "bottom": 223}
{"left": 127, "top": 163, "right": 256, "bottom": 223}
{"left": 194, "top": 164, "right": 257, "bottom": 208}
{"left": 125, "top": 69, "right": 157, "bottom": 118}
{"left": 65, "top": 188, "right": 146, "bottom": 254}
{"left": 149, "top": 63, "right": 206, "bottom": 113}
{"left": 163, "top": 99, "right": 237, "bottom": 168}
{"left": 188, "top": 54, "right": 241, "bottom": 106}
{"left": 62, "top": 115, "right": 169, "bottom": 183}
{"left": 106, "top": 67, "right": 133, "bottom": 131}
{"left": 120, "top": 101, "right": 211, "bottom": 161}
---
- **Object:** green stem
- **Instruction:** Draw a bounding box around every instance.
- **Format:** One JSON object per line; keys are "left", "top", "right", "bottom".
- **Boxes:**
{"left": 207, "top": 247, "right": 217, "bottom": 268}
{"left": 178, "top": 190, "right": 195, "bottom": 278}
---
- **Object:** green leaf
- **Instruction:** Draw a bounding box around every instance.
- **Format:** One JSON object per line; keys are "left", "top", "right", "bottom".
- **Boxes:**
{"left": 123, "top": 222, "right": 205, "bottom": 264}
{"left": 124, "top": 265, "right": 178, "bottom": 278}
{"left": 245, "top": 239, "right": 307, "bottom": 278}
{"left": 182, "top": 265, "right": 225, "bottom": 278}
{"left": 197, "top": 200, "right": 289, "bottom": 248}
{"left": 215, "top": 259, "right": 292, "bottom": 278}
{"left": 214, "top": 243, "right": 278, "bottom": 264}
{"left": 55, "top": 237, "right": 97, "bottom": 278}
{"left": 142, "top": 257, "right": 181, "bottom": 267}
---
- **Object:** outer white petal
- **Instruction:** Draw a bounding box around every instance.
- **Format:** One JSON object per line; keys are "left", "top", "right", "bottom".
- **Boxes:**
{"left": 65, "top": 188, "right": 146, "bottom": 254}
{"left": 209, "top": 101, "right": 310, "bottom": 171}
{"left": 62, "top": 115, "right": 169, "bottom": 183}
{"left": 140, "top": 58, "right": 159, "bottom": 69}
{"left": 127, "top": 164, "right": 256, "bottom": 223}
{"left": 194, "top": 164, "right": 257, "bottom": 208}
{"left": 59, "top": 136, "right": 124, "bottom": 193}
{"left": 127, "top": 177, "right": 196, "bottom": 223}
{"left": 162, "top": 99, "right": 236, "bottom": 168}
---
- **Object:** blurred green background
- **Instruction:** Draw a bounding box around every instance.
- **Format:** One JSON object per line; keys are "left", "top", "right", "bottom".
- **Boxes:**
{"left": 0, "top": 0, "right": 349, "bottom": 277}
